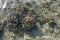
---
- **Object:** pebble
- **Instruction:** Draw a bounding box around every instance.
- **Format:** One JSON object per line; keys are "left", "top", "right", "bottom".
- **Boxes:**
{"left": 0, "top": 0, "right": 60, "bottom": 40}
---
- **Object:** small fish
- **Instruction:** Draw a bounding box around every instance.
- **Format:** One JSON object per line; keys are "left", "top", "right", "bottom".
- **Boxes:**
{"left": 1, "top": 0, "right": 7, "bottom": 11}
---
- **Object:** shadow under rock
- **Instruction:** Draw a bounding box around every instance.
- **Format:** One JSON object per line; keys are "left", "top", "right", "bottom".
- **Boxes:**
{"left": 0, "top": 31, "right": 4, "bottom": 40}
{"left": 25, "top": 26, "right": 44, "bottom": 38}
